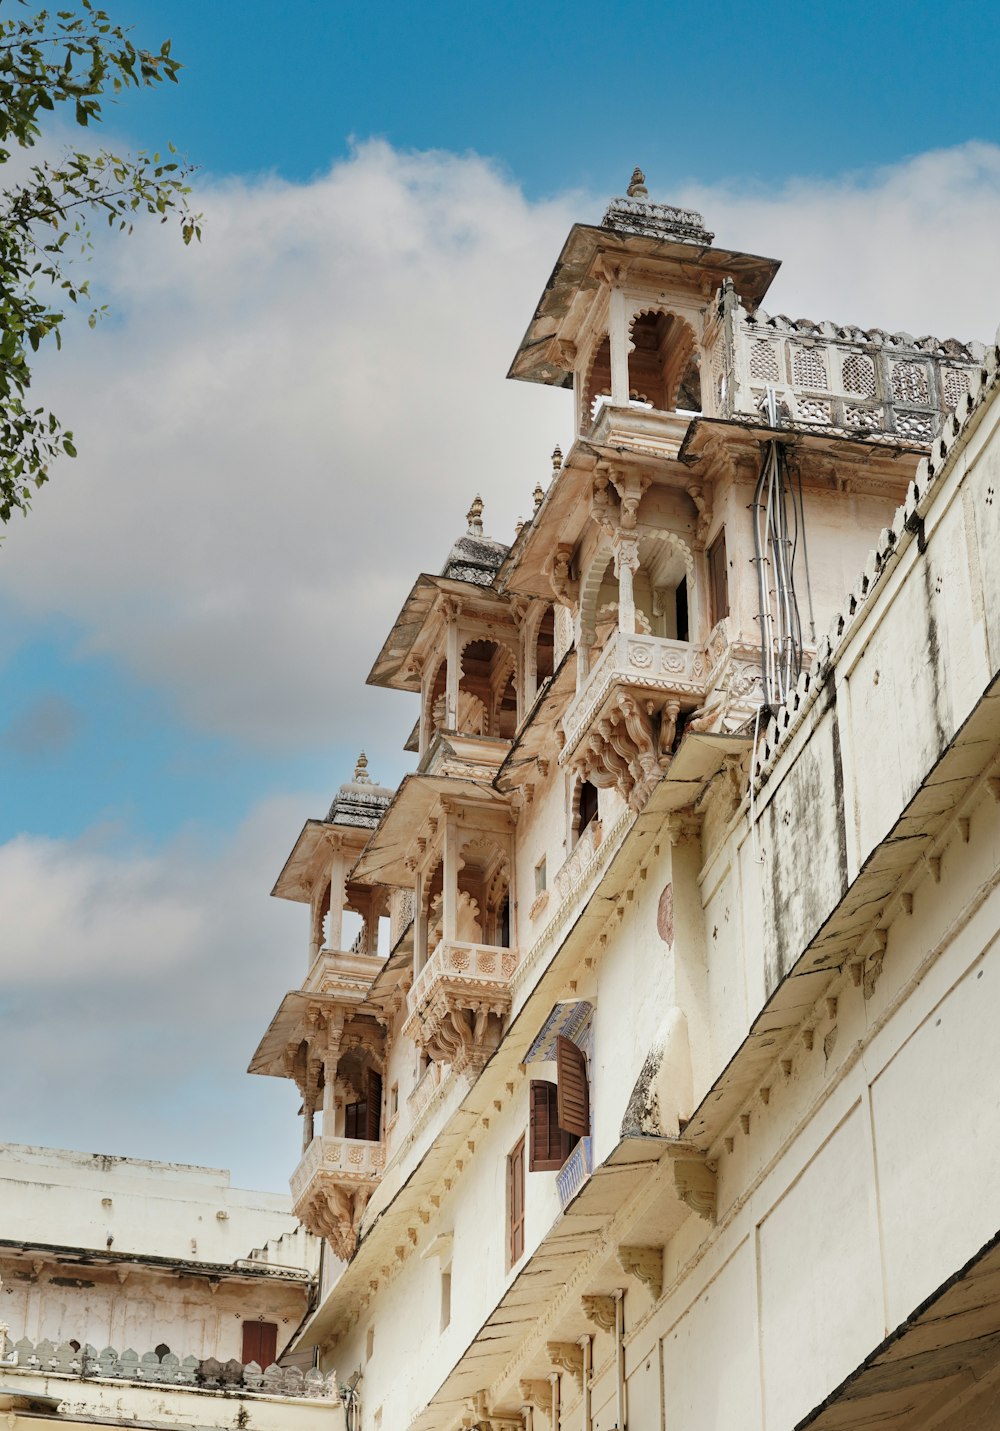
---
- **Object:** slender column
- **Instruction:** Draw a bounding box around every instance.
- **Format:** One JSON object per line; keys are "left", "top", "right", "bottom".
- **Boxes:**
{"left": 581, "top": 1335, "right": 592, "bottom": 1431}
{"left": 445, "top": 621, "right": 461, "bottom": 730}
{"left": 413, "top": 871, "right": 427, "bottom": 975}
{"left": 327, "top": 845, "right": 347, "bottom": 951}
{"left": 609, "top": 285, "right": 630, "bottom": 406}
{"left": 614, "top": 533, "right": 640, "bottom": 636}
{"left": 615, "top": 1290, "right": 626, "bottom": 1429}
{"left": 442, "top": 814, "right": 459, "bottom": 944}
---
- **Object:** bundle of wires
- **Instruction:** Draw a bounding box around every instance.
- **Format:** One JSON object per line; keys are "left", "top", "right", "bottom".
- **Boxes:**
{"left": 750, "top": 389, "right": 816, "bottom": 713}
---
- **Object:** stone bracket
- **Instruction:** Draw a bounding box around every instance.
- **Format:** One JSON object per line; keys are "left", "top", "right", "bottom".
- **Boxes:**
{"left": 617, "top": 1244, "right": 664, "bottom": 1302}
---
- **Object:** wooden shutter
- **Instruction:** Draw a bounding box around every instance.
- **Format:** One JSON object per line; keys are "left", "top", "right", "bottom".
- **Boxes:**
{"left": 708, "top": 531, "right": 729, "bottom": 625}
{"left": 345, "top": 1100, "right": 363, "bottom": 1139}
{"left": 241, "top": 1321, "right": 277, "bottom": 1368}
{"left": 529, "top": 1081, "right": 564, "bottom": 1171}
{"left": 556, "top": 1035, "right": 590, "bottom": 1138}
{"left": 508, "top": 1136, "right": 525, "bottom": 1264}
{"left": 365, "top": 1068, "right": 383, "bottom": 1142}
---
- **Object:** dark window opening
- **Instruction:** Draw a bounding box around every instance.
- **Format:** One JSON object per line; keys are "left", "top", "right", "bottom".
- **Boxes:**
{"left": 708, "top": 531, "right": 729, "bottom": 626}
{"left": 499, "top": 895, "right": 511, "bottom": 949}
{"left": 529, "top": 1035, "right": 591, "bottom": 1173}
{"left": 577, "top": 781, "right": 599, "bottom": 839}
{"left": 345, "top": 1068, "right": 383, "bottom": 1142}
{"left": 674, "top": 578, "right": 689, "bottom": 643}
{"left": 535, "top": 607, "right": 555, "bottom": 684}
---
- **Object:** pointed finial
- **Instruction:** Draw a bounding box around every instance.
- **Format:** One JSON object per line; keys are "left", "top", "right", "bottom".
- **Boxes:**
{"left": 514, "top": 517, "right": 525, "bottom": 538}
{"left": 551, "top": 444, "right": 563, "bottom": 475}
{"left": 466, "top": 495, "right": 484, "bottom": 537}
{"left": 532, "top": 482, "right": 544, "bottom": 513}
{"left": 353, "top": 751, "right": 371, "bottom": 784}
{"left": 626, "top": 167, "right": 648, "bottom": 199}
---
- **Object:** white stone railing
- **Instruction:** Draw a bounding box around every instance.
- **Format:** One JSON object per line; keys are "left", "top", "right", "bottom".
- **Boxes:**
{"left": 552, "top": 821, "right": 604, "bottom": 907}
{"left": 290, "top": 1134, "right": 385, "bottom": 1202}
{"left": 0, "top": 1337, "right": 339, "bottom": 1400}
{"left": 563, "top": 631, "right": 708, "bottom": 756}
{"left": 407, "top": 940, "right": 518, "bottom": 1016}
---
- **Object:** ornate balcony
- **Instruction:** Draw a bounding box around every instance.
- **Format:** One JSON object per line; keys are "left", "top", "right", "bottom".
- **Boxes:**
{"left": 300, "top": 947, "right": 383, "bottom": 1000}
{"left": 290, "top": 1134, "right": 385, "bottom": 1260}
{"left": 401, "top": 939, "right": 518, "bottom": 1074}
{"left": 587, "top": 402, "right": 693, "bottom": 458}
{"left": 561, "top": 632, "right": 709, "bottom": 808}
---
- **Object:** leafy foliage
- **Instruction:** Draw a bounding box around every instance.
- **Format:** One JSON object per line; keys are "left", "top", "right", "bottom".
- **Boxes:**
{"left": 0, "top": 0, "right": 199, "bottom": 527}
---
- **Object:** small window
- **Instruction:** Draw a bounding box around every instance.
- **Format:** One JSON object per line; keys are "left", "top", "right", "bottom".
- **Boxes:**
{"left": 675, "top": 577, "right": 689, "bottom": 642}
{"left": 508, "top": 1135, "right": 526, "bottom": 1265}
{"left": 440, "top": 1265, "right": 452, "bottom": 1331}
{"left": 708, "top": 531, "right": 729, "bottom": 626}
{"left": 534, "top": 858, "right": 547, "bottom": 896}
{"left": 241, "top": 1321, "right": 278, "bottom": 1368}
{"left": 389, "top": 1083, "right": 399, "bottom": 1118}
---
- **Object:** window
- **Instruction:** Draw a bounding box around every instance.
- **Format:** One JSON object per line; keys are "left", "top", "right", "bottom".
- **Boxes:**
{"left": 534, "top": 858, "right": 547, "bottom": 896}
{"left": 345, "top": 1068, "right": 383, "bottom": 1141}
{"left": 508, "top": 1135, "right": 526, "bottom": 1265}
{"left": 389, "top": 1083, "right": 399, "bottom": 1118}
{"left": 674, "top": 577, "right": 689, "bottom": 642}
{"left": 708, "top": 531, "right": 729, "bottom": 626}
{"left": 440, "top": 1265, "right": 452, "bottom": 1331}
{"left": 529, "top": 1036, "right": 590, "bottom": 1171}
{"left": 241, "top": 1321, "right": 278, "bottom": 1369}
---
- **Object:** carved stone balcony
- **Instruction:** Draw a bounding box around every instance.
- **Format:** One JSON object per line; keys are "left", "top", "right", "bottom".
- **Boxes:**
{"left": 561, "top": 632, "right": 710, "bottom": 808}
{"left": 290, "top": 1134, "right": 385, "bottom": 1261}
{"left": 401, "top": 939, "right": 518, "bottom": 1074}
{"left": 587, "top": 403, "right": 694, "bottom": 458}
{"left": 300, "top": 947, "right": 383, "bottom": 1000}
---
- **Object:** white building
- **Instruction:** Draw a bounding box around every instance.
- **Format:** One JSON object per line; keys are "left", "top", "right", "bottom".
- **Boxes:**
{"left": 250, "top": 172, "right": 1000, "bottom": 1430}
{"left": 0, "top": 1144, "right": 345, "bottom": 1431}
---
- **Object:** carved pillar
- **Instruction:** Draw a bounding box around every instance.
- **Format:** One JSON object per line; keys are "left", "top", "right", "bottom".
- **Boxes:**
{"left": 327, "top": 842, "right": 347, "bottom": 952}
{"left": 613, "top": 532, "right": 640, "bottom": 636}
{"left": 665, "top": 813, "right": 708, "bottom": 1100}
{"left": 443, "top": 813, "right": 459, "bottom": 945}
{"left": 413, "top": 869, "right": 427, "bottom": 975}
{"left": 320, "top": 1013, "right": 345, "bottom": 1137}
{"left": 445, "top": 620, "right": 461, "bottom": 731}
{"left": 609, "top": 285, "right": 630, "bottom": 406}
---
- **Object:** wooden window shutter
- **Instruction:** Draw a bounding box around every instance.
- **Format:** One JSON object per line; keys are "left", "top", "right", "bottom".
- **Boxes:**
{"left": 365, "top": 1068, "right": 383, "bottom": 1142}
{"left": 241, "top": 1321, "right": 277, "bottom": 1367}
{"left": 509, "top": 1136, "right": 525, "bottom": 1264}
{"left": 529, "top": 1081, "right": 566, "bottom": 1172}
{"left": 708, "top": 531, "right": 729, "bottom": 625}
{"left": 556, "top": 1035, "right": 590, "bottom": 1138}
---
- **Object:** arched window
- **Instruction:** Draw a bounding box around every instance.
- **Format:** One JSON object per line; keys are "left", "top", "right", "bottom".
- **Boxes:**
{"left": 574, "top": 780, "right": 599, "bottom": 846}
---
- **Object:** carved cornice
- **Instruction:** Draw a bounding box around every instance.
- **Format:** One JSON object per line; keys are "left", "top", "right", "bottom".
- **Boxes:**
{"left": 546, "top": 1341, "right": 584, "bottom": 1388}
{"left": 617, "top": 1244, "right": 663, "bottom": 1302}
{"left": 580, "top": 1294, "right": 617, "bottom": 1333}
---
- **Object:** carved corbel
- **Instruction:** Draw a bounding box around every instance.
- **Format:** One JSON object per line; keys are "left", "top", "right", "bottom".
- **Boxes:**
{"left": 546, "top": 1341, "right": 584, "bottom": 1388}
{"left": 581, "top": 1294, "right": 617, "bottom": 1333}
{"left": 550, "top": 543, "right": 578, "bottom": 608}
{"left": 686, "top": 481, "right": 712, "bottom": 547}
{"left": 673, "top": 1159, "right": 717, "bottom": 1221}
{"left": 518, "top": 1381, "right": 552, "bottom": 1424}
{"left": 608, "top": 469, "right": 651, "bottom": 530}
{"left": 617, "top": 1245, "right": 663, "bottom": 1302}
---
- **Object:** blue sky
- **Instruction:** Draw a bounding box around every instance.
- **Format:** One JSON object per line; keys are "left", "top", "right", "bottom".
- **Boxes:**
{"left": 1, "top": 1, "right": 999, "bottom": 1192}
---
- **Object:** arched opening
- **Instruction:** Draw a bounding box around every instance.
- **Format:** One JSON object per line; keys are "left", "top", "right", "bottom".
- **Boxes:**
{"left": 461, "top": 639, "right": 514, "bottom": 738}
{"left": 573, "top": 779, "right": 600, "bottom": 847}
{"left": 535, "top": 605, "right": 555, "bottom": 684}
{"left": 584, "top": 334, "right": 612, "bottom": 425}
{"left": 580, "top": 531, "right": 694, "bottom": 661}
{"left": 628, "top": 311, "right": 701, "bottom": 414}
{"left": 337, "top": 1047, "right": 383, "bottom": 1143}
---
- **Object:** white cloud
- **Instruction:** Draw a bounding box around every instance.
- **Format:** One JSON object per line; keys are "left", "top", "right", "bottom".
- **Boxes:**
{"left": 0, "top": 139, "right": 998, "bottom": 768}
{"left": 0, "top": 798, "right": 311, "bottom": 1188}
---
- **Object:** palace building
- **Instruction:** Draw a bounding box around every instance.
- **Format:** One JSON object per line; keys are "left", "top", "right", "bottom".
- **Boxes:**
{"left": 249, "top": 172, "right": 1000, "bottom": 1430}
